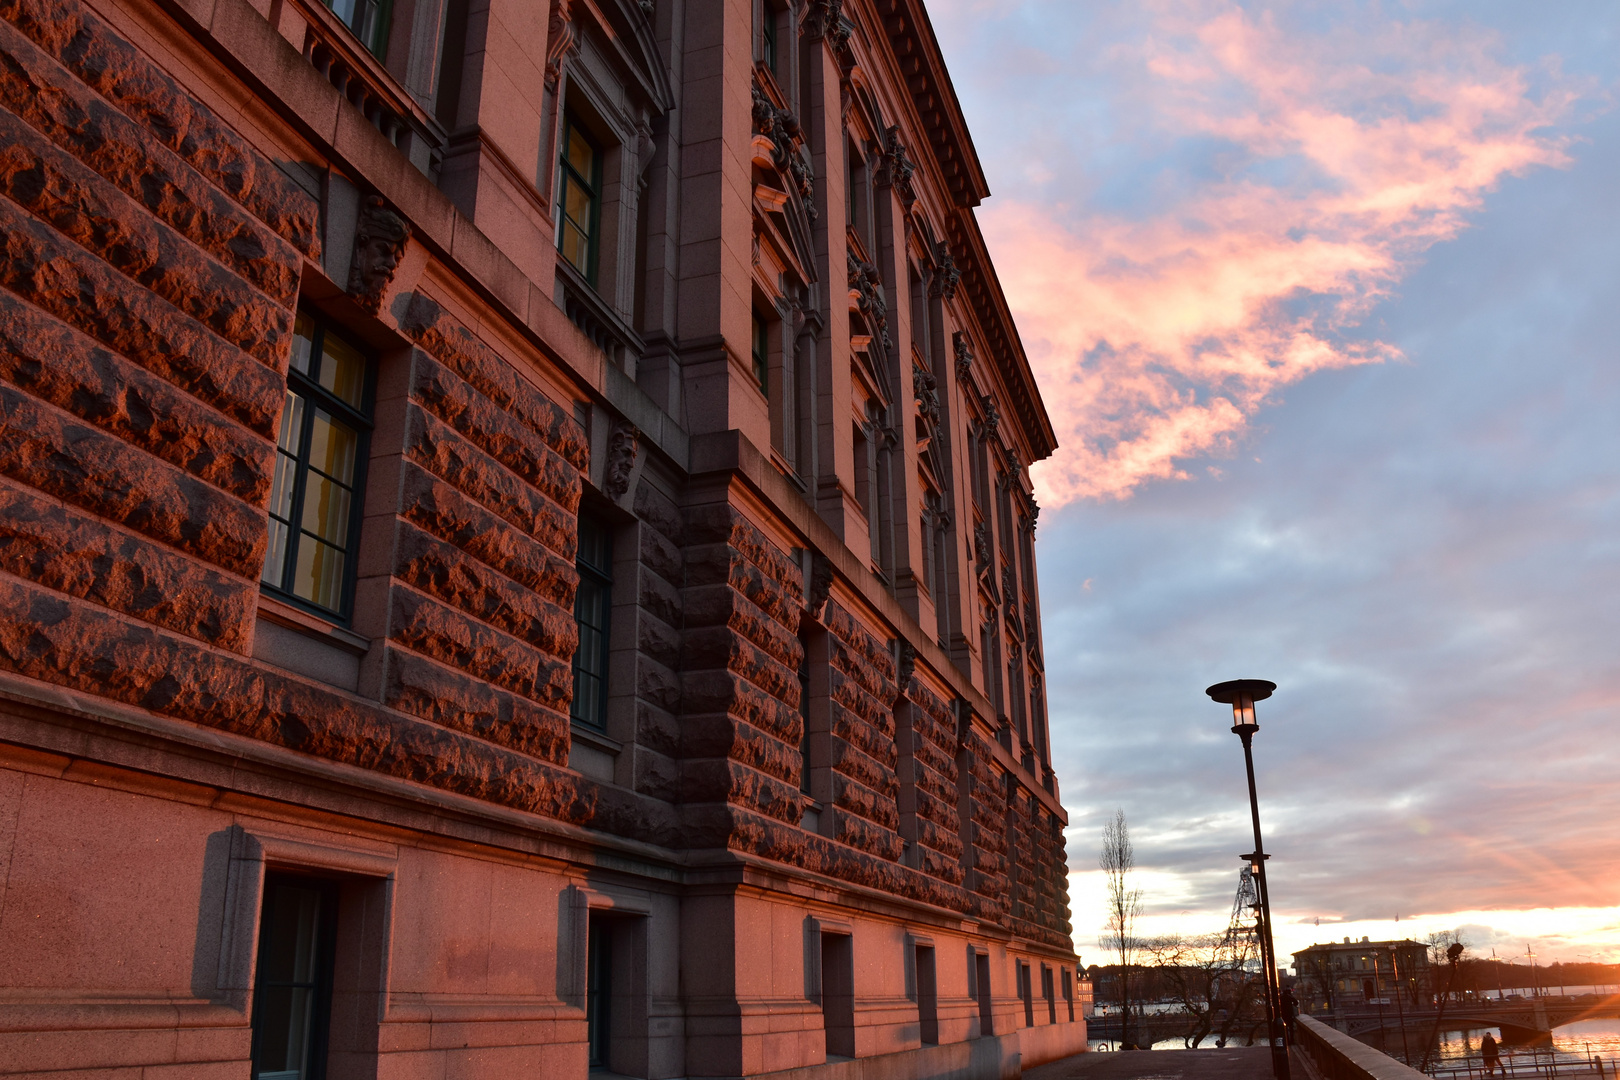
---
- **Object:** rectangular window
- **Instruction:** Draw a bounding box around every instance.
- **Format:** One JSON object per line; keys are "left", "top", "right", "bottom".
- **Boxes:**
{"left": 571, "top": 515, "right": 612, "bottom": 730}
{"left": 251, "top": 874, "right": 339, "bottom": 1080}
{"left": 821, "top": 933, "right": 855, "bottom": 1058}
{"left": 1019, "top": 961, "right": 1034, "bottom": 1027}
{"left": 760, "top": 1, "right": 778, "bottom": 75}
{"left": 326, "top": 0, "right": 389, "bottom": 55}
{"left": 1064, "top": 968, "right": 1075, "bottom": 1022}
{"left": 1043, "top": 964, "right": 1056, "bottom": 1024}
{"left": 587, "top": 915, "right": 613, "bottom": 1067}
{"left": 557, "top": 114, "right": 601, "bottom": 283}
{"left": 974, "top": 952, "right": 994, "bottom": 1038}
{"left": 752, "top": 309, "right": 770, "bottom": 393}
{"left": 915, "top": 944, "right": 938, "bottom": 1045}
{"left": 263, "top": 310, "right": 373, "bottom": 620}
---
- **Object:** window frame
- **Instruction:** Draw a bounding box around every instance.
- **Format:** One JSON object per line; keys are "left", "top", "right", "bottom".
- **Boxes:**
{"left": 557, "top": 111, "right": 604, "bottom": 285}
{"left": 325, "top": 0, "right": 392, "bottom": 56}
{"left": 570, "top": 513, "right": 613, "bottom": 732}
{"left": 262, "top": 310, "right": 375, "bottom": 624}
{"left": 250, "top": 872, "right": 341, "bottom": 1080}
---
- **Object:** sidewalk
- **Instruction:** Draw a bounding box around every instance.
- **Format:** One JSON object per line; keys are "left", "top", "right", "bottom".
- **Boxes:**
{"left": 1023, "top": 1046, "right": 1279, "bottom": 1080}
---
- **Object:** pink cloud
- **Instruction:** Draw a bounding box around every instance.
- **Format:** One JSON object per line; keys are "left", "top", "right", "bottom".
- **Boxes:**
{"left": 985, "top": 5, "right": 1577, "bottom": 504}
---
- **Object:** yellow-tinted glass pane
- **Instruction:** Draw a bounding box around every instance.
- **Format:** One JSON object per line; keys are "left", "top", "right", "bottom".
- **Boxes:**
{"left": 307, "top": 410, "right": 358, "bottom": 486}
{"left": 300, "top": 471, "right": 354, "bottom": 546}
{"left": 292, "top": 536, "right": 345, "bottom": 611}
{"left": 319, "top": 330, "right": 367, "bottom": 409}
{"left": 290, "top": 311, "right": 316, "bottom": 377}
{"left": 276, "top": 390, "right": 305, "bottom": 454}
{"left": 566, "top": 127, "right": 594, "bottom": 180}
{"left": 565, "top": 179, "right": 592, "bottom": 233}
{"left": 561, "top": 222, "right": 588, "bottom": 274}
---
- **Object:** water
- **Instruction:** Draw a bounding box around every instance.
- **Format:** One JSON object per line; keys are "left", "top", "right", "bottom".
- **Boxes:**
{"left": 1087, "top": 1001, "right": 1620, "bottom": 1062}
{"left": 1431, "top": 1020, "right": 1620, "bottom": 1069}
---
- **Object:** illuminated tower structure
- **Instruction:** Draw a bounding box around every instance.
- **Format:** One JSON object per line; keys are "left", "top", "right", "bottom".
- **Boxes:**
{"left": 0, "top": 0, "right": 1082, "bottom": 1074}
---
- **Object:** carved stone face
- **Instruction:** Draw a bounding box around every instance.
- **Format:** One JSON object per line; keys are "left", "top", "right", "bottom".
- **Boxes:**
{"left": 347, "top": 197, "right": 411, "bottom": 313}
{"left": 355, "top": 232, "right": 403, "bottom": 292}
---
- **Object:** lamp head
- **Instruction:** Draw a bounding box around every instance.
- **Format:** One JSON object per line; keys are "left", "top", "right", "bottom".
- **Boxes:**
{"left": 1207, "top": 679, "right": 1277, "bottom": 732}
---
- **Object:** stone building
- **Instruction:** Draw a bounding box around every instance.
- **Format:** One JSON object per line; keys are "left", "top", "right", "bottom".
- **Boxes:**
{"left": 1292, "top": 939, "right": 1431, "bottom": 1015}
{"left": 0, "top": 0, "right": 1083, "bottom": 1075}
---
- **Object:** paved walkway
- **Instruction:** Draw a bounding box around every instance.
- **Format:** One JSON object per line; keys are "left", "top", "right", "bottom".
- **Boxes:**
{"left": 1024, "top": 1047, "right": 1280, "bottom": 1080}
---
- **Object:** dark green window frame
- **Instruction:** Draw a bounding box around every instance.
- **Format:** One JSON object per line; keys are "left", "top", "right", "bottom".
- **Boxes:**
{"left": 250, "top": 873, "right": 339, "bottom": 1080}
{"left": 557, "top": 113, "right": 603, "bottom": 285}
{"left": 761, "top": 2, "right": 779, "bottom": 74}
{"left": 751, "top": 309, "right": 770, "bottom": 393}
{"left": 571, "top": 515, "right": 613, "bottom": 731}
{"left": 262, "top": 309, "right": 375, "bottom": 623}
{"left": 325, "top": 0, "right": 391, "bottom": 56}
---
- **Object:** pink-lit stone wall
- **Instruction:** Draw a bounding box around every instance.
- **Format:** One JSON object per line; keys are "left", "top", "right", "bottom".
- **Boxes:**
{"left": 0, "top": 0, "right": 1084, "bottom": 1073}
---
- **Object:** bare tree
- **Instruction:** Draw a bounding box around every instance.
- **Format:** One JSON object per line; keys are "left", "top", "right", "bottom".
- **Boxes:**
{"left": 1100, "top": 809, "right": 1143, "bottom": 1048}
{"left": 1144, "top": 932, "right": 1267, "bottom": 1048}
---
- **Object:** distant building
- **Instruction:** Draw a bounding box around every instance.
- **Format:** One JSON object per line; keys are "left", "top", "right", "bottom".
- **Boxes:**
{"left": 1292, "top": 938, "right": 1431, "bottom": 1013}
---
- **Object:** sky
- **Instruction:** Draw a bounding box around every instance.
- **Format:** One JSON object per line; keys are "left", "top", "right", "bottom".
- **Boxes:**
{"left": 929, "top": 0, "right": 1620, "bottom": 970}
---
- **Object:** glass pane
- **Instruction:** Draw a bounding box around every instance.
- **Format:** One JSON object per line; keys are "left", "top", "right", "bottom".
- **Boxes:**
{"left": 262, "top": 518, "right": 290, "bottom": 586}
{"left": 566, "top": 126, "right": 594, "bottom": 182}
{"left": 293, "top": 536, "right": 346, "bottom": 612}
{"left": 577, "top": 518, "right": 611, "bottom": 574}
{"left": 276, "top": 391, "right": 306, "bottom": 455}
{"left": 290, "top": 312, "right": 315, "bottom": 377}
{"left": 300, "top": 471, "right": 354, "bottom": 547}
{"left": 254, "top": 882, "right": 323, "bottom": 1079}
{"left": 560, "top": 221, "right": 589, "bottom": 274}
{"left": 307, "top": 410, "right": 358, "bottom": 486}
{"left": 565, "top": 177, "right": 593, "bottom": 229}
{"left": 268, "top": 449, "right": 299, "bottom": 522}
{"left": 319, "top": 330, "right": 367, "bottom": 409}
{"left": 327, "top": 0, "right": 357, "bottom": 30}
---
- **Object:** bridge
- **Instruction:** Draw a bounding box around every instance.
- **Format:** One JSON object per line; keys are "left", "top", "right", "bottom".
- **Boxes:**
{"left": 1336, "top": 993, "right": 1620, "bottom": 1043}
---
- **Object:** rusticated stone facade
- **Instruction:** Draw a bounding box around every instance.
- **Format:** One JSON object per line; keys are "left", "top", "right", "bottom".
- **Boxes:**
{"left": 0, "top": 0, "right": 1082, "bottom": 1075}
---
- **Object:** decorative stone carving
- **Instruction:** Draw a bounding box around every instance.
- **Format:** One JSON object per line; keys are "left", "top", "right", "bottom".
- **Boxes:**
{"left": 954, "top": 333, "right": 974, "bottom": 382}
{"left": 981, "top": 396, "right": 1000, "bottom": 437}
{"left": 847, "top": 251, "right": 891, "bottom": 359}
{"left": 882, "top": 125, "right": 916, "bottom": 208}
{"left": 894, "top": 640, "right": 916, "bottom": 702}
{"left": 913, "top": 362, "right": 939, "bottom": 447}
{"left": 929, "top": 241, "right": 960, "bottom": 301}
{"left": 603, "top": 420, "right": 639, "bottom": 500}
{"left": 805, "top": 550, "right": 833, "bottom": 621}
{"left": 752, "top": 84, "right": 815, "bottom": 216}
{"left": 802, "top": 0, "right": 853, "bottom": 52}
{"left": 546, "top": 0, "right": 576, "bottom": 87}
{"left": 346, "top": 195, "right": 410, "bottom": 314}
{"left": 973, "top": 521, "right": 990, "bottom": 568}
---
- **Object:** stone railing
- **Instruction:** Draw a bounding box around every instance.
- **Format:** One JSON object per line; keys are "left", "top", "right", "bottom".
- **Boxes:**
{"left": 284, "top": 0, "right": 447, "bottom": 179}
{"left": 1295, "top": 1015, "right": 1430, "bottom": 1080}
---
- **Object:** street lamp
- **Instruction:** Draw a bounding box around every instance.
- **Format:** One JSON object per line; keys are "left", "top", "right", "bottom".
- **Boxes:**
{"left": 1209, "top": 678, "right": 1290, "bottom": 1080}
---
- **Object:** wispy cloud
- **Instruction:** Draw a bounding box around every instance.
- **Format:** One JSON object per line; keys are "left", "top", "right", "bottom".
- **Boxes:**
{"left": 983, "top": 5, "right": 1577, "bottom": 504}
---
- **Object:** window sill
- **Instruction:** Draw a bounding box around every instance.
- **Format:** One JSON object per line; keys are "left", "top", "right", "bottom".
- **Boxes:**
{"left": 570, "top": 724, "right": 622, "bottom": 755}
{"left": 253, "top": 593, "right": 371, "bottom": 693}
{"left": 257, "top": 594, "right": 370, "bottom": 655}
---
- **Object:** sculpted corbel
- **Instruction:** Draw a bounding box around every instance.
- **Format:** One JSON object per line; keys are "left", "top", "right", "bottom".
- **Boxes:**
{"left": 346, "top": 195, "right": 410, "bottom": 314}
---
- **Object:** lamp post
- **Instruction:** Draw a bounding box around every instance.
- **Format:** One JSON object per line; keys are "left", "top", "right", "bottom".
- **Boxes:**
{"left": 1209, "top": 679, "right": 1290, "bottom": 1080}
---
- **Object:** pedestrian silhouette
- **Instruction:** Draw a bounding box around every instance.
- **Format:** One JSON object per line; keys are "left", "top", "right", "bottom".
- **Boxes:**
{"left": 1482, "top": 1032, "right": 1501, "bottom": 1076}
